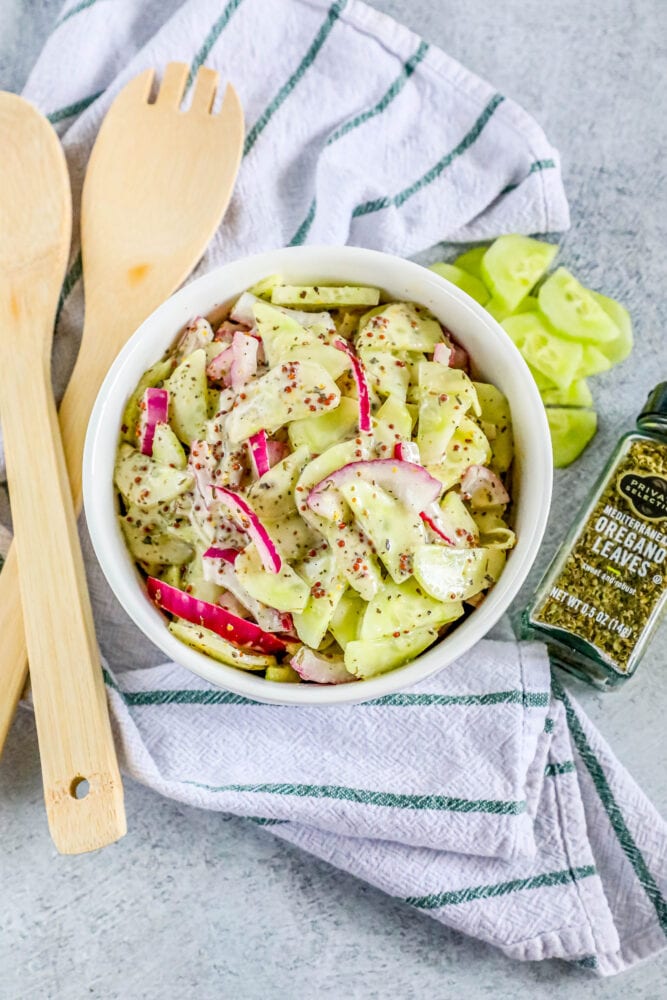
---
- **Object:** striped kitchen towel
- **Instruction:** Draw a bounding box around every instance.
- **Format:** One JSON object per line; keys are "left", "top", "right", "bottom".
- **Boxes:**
{"left": 4, "top": 0, "right": 664, "bottom": 978}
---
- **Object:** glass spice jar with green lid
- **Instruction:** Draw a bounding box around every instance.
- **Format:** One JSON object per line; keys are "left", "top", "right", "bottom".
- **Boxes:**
{"left": 523, "top": 382, "right": 667, "bottom": 689}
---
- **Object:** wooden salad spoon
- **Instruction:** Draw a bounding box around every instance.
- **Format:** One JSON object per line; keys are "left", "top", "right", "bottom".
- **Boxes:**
{"left": 0, "top": 92, "right": 125, "bottom": 853}
{"left": 0, "top": 67, "right": 243, "bottom": 831}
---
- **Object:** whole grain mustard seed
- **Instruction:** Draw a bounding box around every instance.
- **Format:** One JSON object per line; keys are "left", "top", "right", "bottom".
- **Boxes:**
{"left": 523, "top": 383, "right": 667, "bottom": 690}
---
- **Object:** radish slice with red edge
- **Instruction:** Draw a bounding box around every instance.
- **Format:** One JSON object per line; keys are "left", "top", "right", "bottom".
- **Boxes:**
{"left": 393, "top": 440, "right": 420, "bottom": 464}
{"left": 307, "top": 458, "right": 441, "bottom": 519}
{"left": 334, "top": 339, "right": 371, "bottom": 433}
{"left": 290, "top": 646, "right": 357, "bottom": 685}
{"left": 230, "top": 331, "right": 258, "bottom": 390}
{"left": 420, "top": 506, "right": 455, "bottom": 545}
{"left": 460, "top": 465, "right": 509, "bottom": 507}
{"left": 138, "top": 387, "right": 169, "bottom": 456}
{"left": 207, "top": 346, "right": 233, "bottom": 383}
{"left": 146, "top": 577, "right": 286, "bottom": 654}
{"left": 248, "top": 430, "right": 270, "bottom": 478}
{"left": 212, "top": 486, "right": 282, "bottom": 573}
{"left": 203, "top": 547, "right": 240, "bottom": 564}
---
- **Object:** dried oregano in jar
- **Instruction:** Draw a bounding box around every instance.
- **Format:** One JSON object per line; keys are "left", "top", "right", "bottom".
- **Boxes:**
{"left": 523, "top": 383, "right": 667, "bottom": 689}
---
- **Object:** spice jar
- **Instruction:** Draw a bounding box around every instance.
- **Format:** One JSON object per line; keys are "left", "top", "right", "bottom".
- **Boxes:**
{"left": 523, "top": 383, "right": 667, "bottom": 689}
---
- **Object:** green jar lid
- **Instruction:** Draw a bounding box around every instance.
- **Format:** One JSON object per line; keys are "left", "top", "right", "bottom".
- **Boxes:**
{"left": 637, "top": 382, "right": 667, "bottom": 433}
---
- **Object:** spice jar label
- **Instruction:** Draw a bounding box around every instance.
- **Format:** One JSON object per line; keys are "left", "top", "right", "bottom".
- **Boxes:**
{"left": 617, "top": 470, "right": 667, "bottom": 521}
{"left": 531, "top": 437, "right": 667, "bottom": 675}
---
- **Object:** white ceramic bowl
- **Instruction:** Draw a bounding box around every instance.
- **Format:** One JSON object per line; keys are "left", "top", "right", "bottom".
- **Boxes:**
{"left": 84, "top": 245, "right": 552, "bottom": 705}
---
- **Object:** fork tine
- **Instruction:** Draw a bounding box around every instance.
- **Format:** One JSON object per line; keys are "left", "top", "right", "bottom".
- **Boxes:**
{"left": 155, "top": 62, "right": 189, "bottom": 108}
{"left": 190, "top": 67, "right": 219, "bottom": 114}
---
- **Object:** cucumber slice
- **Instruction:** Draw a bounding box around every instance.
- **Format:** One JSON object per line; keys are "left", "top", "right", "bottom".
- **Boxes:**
{"left": 246, "top": 445, "right": 310, "bottom": 520}
{"left": 235, "top": 546, "right": 310, "bottom": 613}
{"left": 358, "top": 349, "right": 410, "bottom": 401}
{"left": 265, "top": 514, "right": 319, "bottom": 561}
{"left": 574, "top": 343, "right": 613, "bottom": 379}
{"left": 540, "top": 379, "right": 593, "bottom": 408}
{"left": 439, "top": 491, "right": 479, "bottom": 546}
{"left": 526, "top": 362, "right": 558, "bottom": 393}
{"left": 416, "top": 362, "right": 481, "bottom": 415}
{"left": 513, "top": 296, "right": 540, "bottom": 314}
{"left": 453, "top": 246, "right": 487, "bottom": 280}
{"left": 329, "top": 589, "right": 365, "bottom": 649}
{"left": 292, "top": 549, "right": 346, "bottom": 649}
{"left": 356, "top": 303, "right": 443, "bottom": 353}
{"left": 481, "top": 235, "right": 557, "bottom": 312}
{"left": 472, "top": 382, "right": 513, "bottom": 473}
{"left": 169, "top": 619, "right": 276, "bottom": 671}
{"left": 546, "top": 407, "right": 598, "bottom": 468}
{"left": 265, "top": 665, "right": 300, "bottom": 683}
{"left": 248, "top": 273, "right": 283, "bottom": 300}
{"left": 224, "top": 360, "right": 341, "bottom": 443}
{"left": 114, "top": 443, "right": 194, "bottom": 508}
{"left": 359, "top": 577, "right": 462, "bottom": 640}
{"left": 159, "top": 565, "right": 183, "bottom": 588}
{"left": 120, "top": 356, "right": 175, "bottom": 444}
{"left": 344, "top": 627, "right": 437, "bottom": 679}
{"left": 339, "top": 479, "right": 425, "bottom": 583}
{"left": 182, "top": 553, "right": 224, "bottom": 604}
{"left": 427, "top": 416, "right": 492, "bottom": 491}
{"left": 288, "top": 397, "right": 359, "bottom": 454}
{"left": 271, "top": 285, "right": 380, "bottom": 311}
{"left": 413, "top": 545, "right": 488, "bottom": 601}
{"left": 502, "top": 314, "right": 582, "bottom": 390}
{"left": 373, "top": 397, "right": 414, "bottom": 455}
{"left": 417, "top": 394, "right": 467, "bottom": 464}
{"left": 151, "top": 423, "right": 187, "bottom": 469}
{"left": 538, "top": 268, "right": 620, "bottom": 344}
{"left": 428, "top": 262, "right": 490, "bottom": 305}
{"left": 164, "top": 349, "right": 208, "bottom": 445}
{"left": 119, "top": 515, "right": 193, "bottom": 568}
{"left": 376, "top": 396, "right": 414, "bottom": 437}
{"left": 322, "top": 521, "right": 382, "bottom": 602}
{"left": 473, "top": 510, "right": 516, "bottom": 550}
{"left": 591, "top": 291, "right": 633, "bottom": 364}
{"left": 485, "top": 548, "right": 506, "bottom": 583}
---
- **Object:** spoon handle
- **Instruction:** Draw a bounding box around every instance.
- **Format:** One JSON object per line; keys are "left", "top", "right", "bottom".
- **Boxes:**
{"left": 0, "top": 288, "right": 125, "bottom": 854}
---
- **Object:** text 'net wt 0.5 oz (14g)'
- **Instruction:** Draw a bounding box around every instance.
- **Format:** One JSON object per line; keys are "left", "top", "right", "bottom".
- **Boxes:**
{"left": 523, "top": 382, "right": 667, "bottom": 690}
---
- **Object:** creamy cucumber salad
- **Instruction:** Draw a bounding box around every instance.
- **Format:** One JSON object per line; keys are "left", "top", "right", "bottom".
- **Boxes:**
{"left": 115, "top": 277, "right": 516, "bottom": 685}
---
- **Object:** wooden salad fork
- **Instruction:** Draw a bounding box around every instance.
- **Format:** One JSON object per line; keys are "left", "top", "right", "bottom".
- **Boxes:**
{"left": 0, "top": 92, "right": 125, "bottom": 853}
{"left": 0, "top": 68, "right": 244, "bottom": 776}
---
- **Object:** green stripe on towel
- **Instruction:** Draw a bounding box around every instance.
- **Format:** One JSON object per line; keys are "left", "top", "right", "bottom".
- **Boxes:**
{"left": 545, "top": 760, "right": 576, "bottom": 777}
{"left": 404, "top": 864, "right": 597, "bottom": 910}
{"left": 244, "top": 0, "right": 347, "bottom": 156}
{"left": 352, "top": 92, "right": 505, "bottom": 218}
{"left": 104, "top": 678, "right": 549, "bottom": 711}
{"left": 288, "top": 39, "right": 429, "bottom": 245}
{"left": 47, "top": 90, "right": 103, "bottom": 125}
{"left": 180, "top": 780, "right": 526, "bottom": 815}
{"left": 186, "top": 0, "right": 246, "bottom": 91}
{"left": 553, "top": 675, "right": 667, "bottom": 934}
{"left": 57, "top": 0, "right": 103, "bottom": 27}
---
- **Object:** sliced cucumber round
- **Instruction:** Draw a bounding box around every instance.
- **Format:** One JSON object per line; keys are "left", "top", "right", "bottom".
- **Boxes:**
{"left": 540, "top": 379, "right": 593, "bottom": 408}
{"left": 344, "top": 627, "right": 437, "bottom": 679}
{"left": 428, "top": 262, "right": 490, "bottom": 305}
{"left": 546, "top": 407, "right": 598, "bottom": 467}
{"left": 538, "top": 268, "right": 620, "bottom": 344}
{"left": 413, "top": 546, "right": 489, "bottom": 601}
{"left": 453, "top": 246, "right": 487, "bottom": 280}
{"left": 591, "top": 291, "right": 633, "bottom": 364}
{"left": 481, "top": 235, "right": 558, "bottom": 312}
{"left": 502, "top": 314, "right": 582, "bottom": 390}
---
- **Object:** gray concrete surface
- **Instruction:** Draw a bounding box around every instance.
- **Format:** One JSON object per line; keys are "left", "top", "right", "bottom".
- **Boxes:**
{"left": 1, "top": 1, "right": 666, "bottom": 997}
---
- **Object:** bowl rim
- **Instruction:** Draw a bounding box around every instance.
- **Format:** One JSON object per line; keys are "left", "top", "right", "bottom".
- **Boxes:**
{"left": 83, "top": 245, "right": 552, "bottom": 706}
